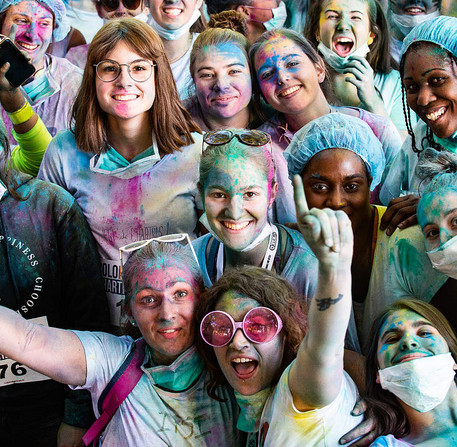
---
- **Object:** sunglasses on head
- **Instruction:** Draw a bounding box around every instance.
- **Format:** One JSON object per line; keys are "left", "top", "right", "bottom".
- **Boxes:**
{"left": 119, "top": 233, "right": 200, "bottom": 268}
{"left": 97, "top": 0, "right": 142, "bottom": 12}
{"left": 203, "top": 129, "right": 271, "bottom": 148}
{"left": 200, "top": 307, "right": 283, "bottom": 347}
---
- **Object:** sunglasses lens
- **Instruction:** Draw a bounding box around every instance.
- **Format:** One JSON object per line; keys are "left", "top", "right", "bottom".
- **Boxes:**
{"left": 244, "top": 308, "right": 279, "bottom": 343}
{"left": 204, "top": 130, "right": 232, "bottom": 145}
{"left": 239, "top": 130, "right": 270, "bottom": 147}
{"left": 100, "top": 0, "right": 119, "bottom": 11}
{"left": 201, "top": 312, "right": 233, "bottom": 347}
{"left": 123, "top": 0, "right": 141, "bottom": 8}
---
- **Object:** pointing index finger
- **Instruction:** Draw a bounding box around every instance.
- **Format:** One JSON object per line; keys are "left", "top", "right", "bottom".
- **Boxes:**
{"left": 292, "top": 174, "right": 309, "bottom": 216}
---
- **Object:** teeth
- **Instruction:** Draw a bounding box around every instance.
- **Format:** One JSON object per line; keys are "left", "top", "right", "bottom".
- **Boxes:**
{"left": 223, "top": 221, "right": 250, "bottom": 230}
{"left": 425, "top": 107, "right": 446, "bottom": 121}
{"left": 279, "top": 85, "right": 300, "bottom": 97}
{"left": 161, "top": 329, "right": 177, "bottom": 333}
{"left": 336, "top": 37, "right": 352, "bottom": 43}
{"left": 17, "top": 42, "right": 38, "bottom": 50}
{"left": 113, "top": 95, "right": 137, "bottom": 101}
{"left": 232, "top": 358, "right": 253, "bottom": 363}
{"left": 164, "top": 8, "right": 181, "bottom": 15}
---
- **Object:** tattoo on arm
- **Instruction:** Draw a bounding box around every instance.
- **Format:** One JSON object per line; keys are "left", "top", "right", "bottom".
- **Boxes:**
{"left": 316, "top": 294, "right": 343, "bottom": 311}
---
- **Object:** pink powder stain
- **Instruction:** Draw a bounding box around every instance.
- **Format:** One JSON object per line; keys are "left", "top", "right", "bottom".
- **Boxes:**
{"left": 115, "top": 102, "right": 130, "bottom": 116}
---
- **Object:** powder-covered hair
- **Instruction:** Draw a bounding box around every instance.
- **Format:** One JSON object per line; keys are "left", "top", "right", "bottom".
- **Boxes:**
{"left": 304, "top": 0, "right": 394, "bottom": 74}
{"left": 121, "top": 239, "right": 203, "bottom": 334}
{"left": 249, "top": 28, "right": 334, "bottom": 118}
{"left": 71, "top": 18, "right": 201, "bottom": 155}
{"left": 198, "top": 136, "right": 277, "bottom": 200}
{"left": 364, "top": 299, "right": 457, "bottom": 439}
{"left": 195, "top": 266, "right": 308, "bottom": 398}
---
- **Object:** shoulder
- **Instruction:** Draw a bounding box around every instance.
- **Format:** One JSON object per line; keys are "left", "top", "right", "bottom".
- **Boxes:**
{"left": 371, "top": 435, "right": 412, "bottom": 447}
{"left": 48, "top": 54, "right": 83, "bottom": 79}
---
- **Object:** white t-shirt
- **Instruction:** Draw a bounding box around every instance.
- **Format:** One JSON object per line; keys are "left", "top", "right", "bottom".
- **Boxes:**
{"left": 371, "top": 435, "right": 415, "bottom": 446}
{"left": 258, "top": 363, "right": 363, "bottom": 447}
{"left": 171, "top": 33, "right": 198, "bottom": 101}
{"left": 72, "top": 331, "right": 239, "bottom": 446}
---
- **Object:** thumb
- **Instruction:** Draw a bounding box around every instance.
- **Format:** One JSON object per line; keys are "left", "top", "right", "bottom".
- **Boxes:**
{"left": 8, "top": 24, "right": 17, "bottom": 42}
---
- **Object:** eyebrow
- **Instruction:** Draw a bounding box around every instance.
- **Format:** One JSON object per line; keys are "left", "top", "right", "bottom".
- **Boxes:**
{"left": 308, "top": 173, "right": 365, "bottom": 181}
{"left": 381, "top": 320, "right": 434, "bottom": 339}
{"left": 137, "top": 281, "right": 189, "bottom": 294}
{"left": 324, "top": 8, "right": 364, "bottom": 14}
{"left": 404, "top": 68, "right": 449, "bottom": 80}
{"left": 422, "top": 207, "right": 457, "bottom": 228}
{"left": 197, "top": 62, "right": 246, "bottom": 73}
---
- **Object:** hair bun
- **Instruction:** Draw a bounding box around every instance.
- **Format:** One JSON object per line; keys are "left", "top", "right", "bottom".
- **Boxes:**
{"left": 208, "top": 10, "right": 248, "bottom": 37}
{"left": 416, "top": 148, "right": 457, "bottom": 181}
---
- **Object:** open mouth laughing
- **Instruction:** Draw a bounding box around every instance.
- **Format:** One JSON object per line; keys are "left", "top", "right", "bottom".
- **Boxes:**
{"left": 231, "top": 357, "right": 259, "bottom": 379}
{"left": 425, "top": 106, "right": 447, "bottom": 122}
{"left": 333, "top": 36, "right": 354, "bottom": 57}
{"left": 162, "top": 6, "right": 182, "bottom": 17}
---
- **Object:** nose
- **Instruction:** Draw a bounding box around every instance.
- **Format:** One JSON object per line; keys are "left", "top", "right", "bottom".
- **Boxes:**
{"left": 417, "top": 85, "right": 437, "bottom": 107}
{"left": 229, "top": 328, "right": 250, "bottom": 350}
{"left": 400, "top": 333, "right": 419, "bottom": 351}
{"left": 325, "top": 188, "right": 346, "bottom": 210}
{"left": 24, "top": 22, "right": 38, "bottom": 41}
{"left": 225, "top": 195, "right": 244, "bottom": 220}
{"left": 439, "top": 228, "right": 453, "bottom": 246}
{"left": 114, "top": 2, "right": 128, "bottom": 16}
{"left": 158, "top": 298, "right": 177, "bottom": 322}
{"left": 115, "top": 65, "right": 133, "bottom": 86}
{"left": 336, "top": 15, "right": 351, "bottom": 32}
{"left": 276, "top": 69, "right": 289, "bottom": 86}
{"left": 213, "top": 74, "right": 230, "bottom": 92}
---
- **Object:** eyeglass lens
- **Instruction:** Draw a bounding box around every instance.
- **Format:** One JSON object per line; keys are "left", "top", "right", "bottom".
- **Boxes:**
{"left": 201, "top": 308, "right": 280, "bottom": 347}
{"left": 96, "top": 60, "right": 153, "bottom": 82}
{"left": 100, "top": 0, "right": 141, "bottom": 11}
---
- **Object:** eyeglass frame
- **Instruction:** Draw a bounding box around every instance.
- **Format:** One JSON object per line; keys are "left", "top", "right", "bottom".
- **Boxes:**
{"left": 93, "top": 59, "right": 156, "bottom": 83}
{"left": 119, "top": 233, "right": 200, "bottom": 270}
{"left": 200, "top": 307, "right": 283, "bottom": 347}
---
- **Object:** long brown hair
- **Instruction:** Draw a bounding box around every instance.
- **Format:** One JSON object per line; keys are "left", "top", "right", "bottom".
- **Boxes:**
{"left": 365, "top": 299, "right": 457, "bottom": 439}
{"left": 195, "top": 266, "right": 307, "bottom": 399}
{"left": 71, "top": 18, "right": 200, "bottom": 155}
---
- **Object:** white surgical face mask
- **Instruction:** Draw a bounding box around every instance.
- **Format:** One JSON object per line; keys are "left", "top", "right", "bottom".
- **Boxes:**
{"left": 388, "top": 9, "right": 440, "bottom": 40}
{"left": 317, "top": 41, "right": 371, "bottom": 73}
{"left": 147, "top": 7, "right": 201, "bottom": 41}
{"left": 427, "top": 234, "right": 457, "bottom": 279}
{"left": 379, "top": 353, "right": 456, "bottom": 413}
{"left": 263, "top": 1, "right": 287, "bottom": 31}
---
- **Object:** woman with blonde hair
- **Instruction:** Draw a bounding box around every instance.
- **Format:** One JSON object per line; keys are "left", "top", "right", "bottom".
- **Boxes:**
{"left": 39, "top": 18, "right": 203, "bottom": 327}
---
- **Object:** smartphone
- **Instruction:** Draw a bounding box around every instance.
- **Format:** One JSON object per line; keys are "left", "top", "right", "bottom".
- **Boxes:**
{"left": 0, "top": 36, "right": 35, "bottom": 88}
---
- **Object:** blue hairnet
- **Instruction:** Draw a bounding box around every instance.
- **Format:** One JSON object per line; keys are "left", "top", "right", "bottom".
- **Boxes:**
{"left": 285, "top": 113, "right": 385, "bottom": 190}
{"left": 400, "top": 16, "right": 457, "bottom": 61}
{"left": 0, "top": 0, "right": 70, "bottom": 42}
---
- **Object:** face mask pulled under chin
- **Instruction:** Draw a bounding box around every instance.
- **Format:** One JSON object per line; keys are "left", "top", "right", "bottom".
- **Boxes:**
{"left": 147, "top": 7, "right": 201, "bottom": 41}
{"left": 427, "top": 234, "right": 457, "bottom": 279}
{"left": 388, "top": 9, "right": 440, "bottom": 39}
{"left": 262, "top": 1, "right": 287, "bottom": 31}
{"left": 317, "top": 41, "right": 371, "bottom": 73}
{"left": 379, "top": 352, "right": 456, "bottom": 413}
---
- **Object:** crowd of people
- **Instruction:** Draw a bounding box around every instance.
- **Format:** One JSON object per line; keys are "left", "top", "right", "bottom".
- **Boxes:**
{"left": 1, "top": 0, "right": 457, "bottom": 446}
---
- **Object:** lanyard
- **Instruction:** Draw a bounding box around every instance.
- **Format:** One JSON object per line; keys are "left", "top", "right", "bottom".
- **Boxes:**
{"left": 216, "top": 225, "right": 279, "bottom": 280}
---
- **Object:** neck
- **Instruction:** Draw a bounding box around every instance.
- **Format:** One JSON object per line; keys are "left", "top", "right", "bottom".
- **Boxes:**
{"left": 203, "top": 107, "right": 251, "bottom": 132}
{"left": 106, "top": 114, "right": 153, "bottom": 161}
{"left": 402, "top": 386, "right": 457, "bottom": 444}
{"left": 284, "top": 92, "right": 330, "bottom": 131}
{"left": 224, "top": 237, "right": 270, "bottom": 271}
{"left": 162, "top": 32, "right": 193, "bottom": 63}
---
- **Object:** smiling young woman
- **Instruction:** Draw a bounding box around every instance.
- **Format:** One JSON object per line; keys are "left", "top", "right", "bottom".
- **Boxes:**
{"left": 0, "top": 0, "right": 83, "bottom": 145}
{"left": 38, "top": 19, "right": 202, "bottom": 329}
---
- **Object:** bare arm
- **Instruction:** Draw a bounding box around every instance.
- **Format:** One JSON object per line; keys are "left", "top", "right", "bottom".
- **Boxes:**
{"left": 289, "top": 175, "right": 353, "bottom": 411}
{"left": 0, "top": 306, "right": 87, "bottom": 386}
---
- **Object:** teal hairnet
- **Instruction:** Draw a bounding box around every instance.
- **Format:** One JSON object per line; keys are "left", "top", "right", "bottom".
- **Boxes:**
{"left": 0, "top": 0, "right": 70, "bottom": 42}
{"left": 285, "top": 113, "right": 385, "bottom": 190}
{"left": 400, "top": 16, "right": 457, "bottom": 61}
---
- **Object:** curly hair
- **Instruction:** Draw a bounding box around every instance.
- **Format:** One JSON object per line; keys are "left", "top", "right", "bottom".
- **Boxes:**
{"left": 364, "top": 299, "right": 457, "bottom": 439}
{"left": 195, "top": 266, "right": 308, "bottom": 399}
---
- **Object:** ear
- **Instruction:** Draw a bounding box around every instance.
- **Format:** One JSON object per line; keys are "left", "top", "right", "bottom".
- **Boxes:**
{"left": 95, "top": 3, "right": 105, "bottom": 18}
{"left": 368, "top": 175, "right": 373, "bottom": 189}
{"left": 367, "top": 31, "right": 376, "bottom": 46}
{"left": 236, "top": 4, "right": 251, "bottom": 17}
{"left": 376, "top": 370, "right": 380, "bottom": 384}
{"left": 315, "top": 58, "right": 326, "bottom": 84}
{"left": 196, "top": 0, "right": 203, "bottom": 10}
{"left": 315, "top": 29, "right": 321, "bottom": 43}
{"left": 269, "top": 182, "right": 279, "bottom": 208}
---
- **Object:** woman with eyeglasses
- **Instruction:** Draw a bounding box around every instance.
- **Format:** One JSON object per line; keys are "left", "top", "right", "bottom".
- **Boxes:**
{"left": 0, "top": 0, "right": 83, "bottom": 145}
{"left": 195, "top": 190, "right": 364, "bottom": 445}
{"left": 186, "top": 11, "right": 295, "bottom": 223}
{"left": 193, "top": 128, "right": 318, "bottom": 299}
{"left": 0, "top": 237, "right": 240, "bottom": 446}
{"left": 147, "top": 0, "right": 207, "bottom": 100}
{"left": 38, "top": 19, "right": 202, "bottom": 328}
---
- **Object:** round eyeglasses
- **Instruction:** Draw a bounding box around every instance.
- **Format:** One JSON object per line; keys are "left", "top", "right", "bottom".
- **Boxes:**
{"left": 200, "top": 307, "right": 283, "bottom": 347}
{"left": 93, "top": 59, "right": 156, "bottom": 83}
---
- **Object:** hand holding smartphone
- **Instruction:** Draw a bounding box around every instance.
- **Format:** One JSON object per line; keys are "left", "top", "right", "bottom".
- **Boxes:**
{"left": 0, "top": 35, "right": 35, "bottom": 88}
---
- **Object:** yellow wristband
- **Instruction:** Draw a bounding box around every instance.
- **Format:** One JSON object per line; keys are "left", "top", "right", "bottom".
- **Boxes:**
{"left": 7, "top": 101, "right": 34, "bottom": 125}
